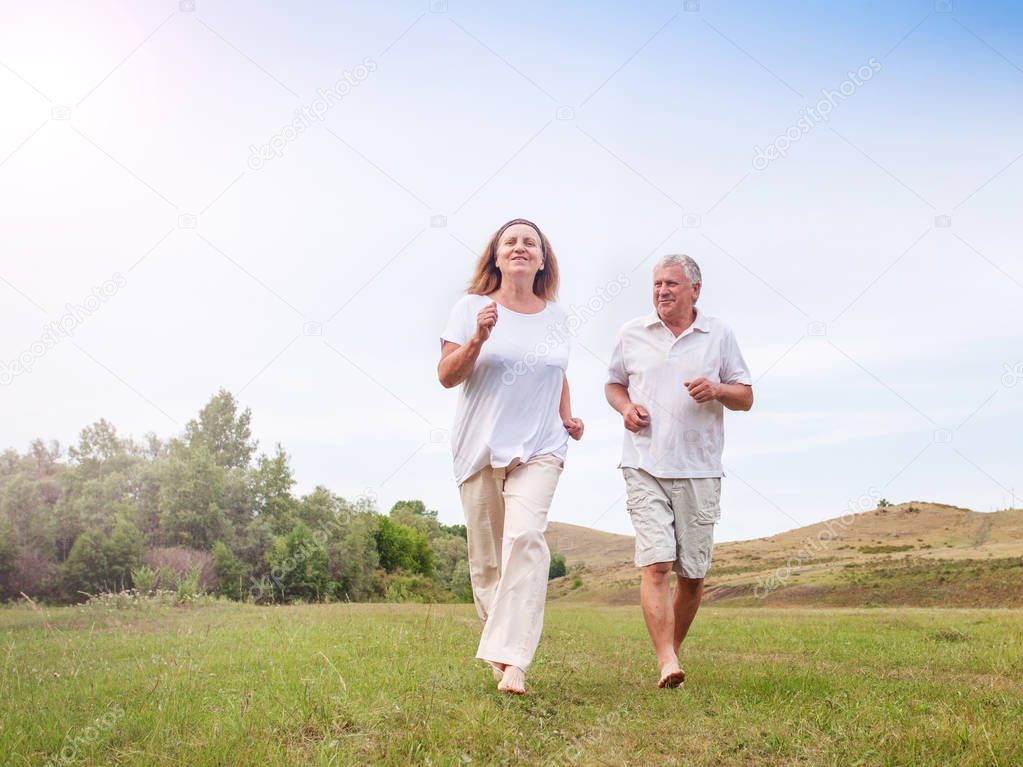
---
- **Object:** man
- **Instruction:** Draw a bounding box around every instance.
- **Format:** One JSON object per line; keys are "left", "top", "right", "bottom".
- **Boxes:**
{"left": 605, "top": 254, "right": 753, "bottom": 688}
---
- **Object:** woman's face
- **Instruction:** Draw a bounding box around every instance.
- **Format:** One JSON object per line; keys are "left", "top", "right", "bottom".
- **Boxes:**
{"left": 494, "top": 223, "right": 543, "bottom": 278}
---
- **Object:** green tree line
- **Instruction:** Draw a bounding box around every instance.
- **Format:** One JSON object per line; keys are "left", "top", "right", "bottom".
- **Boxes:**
{"left": 0, "top": 390, "right": 474, "bottom": 605}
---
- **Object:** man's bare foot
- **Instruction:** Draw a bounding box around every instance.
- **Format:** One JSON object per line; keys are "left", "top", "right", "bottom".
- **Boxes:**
{"left": 658, "top": 660, "right": 686, "bottom": 689}
{"left": 497, "top": 665, "right": 526, "bottom": 694}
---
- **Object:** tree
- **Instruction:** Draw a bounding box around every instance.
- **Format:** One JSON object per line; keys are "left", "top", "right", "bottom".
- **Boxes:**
{"left": 253, "top": 444, "right": 297, "bottom": 536}
{"left": 375, "top": 517, "right": 434, "bottom": 576}
{"left": 0, "top": 520, "right": 16, "bottom": 601}
{"left": 106, "top": 511, "right": 144, "bottom": 589}
{"left": 431, "top": 535, "right": 468, "bottom": 589}
{"left": 297, "top": 486, "right": 342, "bottom": 531}
{"left": 212, "top": 541, "right": 246, "bottom": 600}
{"left": 1, "top": 474, "right": 55, "bottom": 558}
{"left": 68, "top": 419, "right": 123, "bottom": 465}
{"left": 60, "top": 531, "right": 111, "bottom": 600}
{"left": 330, "top": 511, "right": 380, "bottom": 601}
{"left": 157, "top": 444, "right": 227, "bottom": 549}
{"left": 267, "top": 523, "right": 329, "bottom": 602}
{"left": 184, "top": 389, "right": 257, "bottom": 469}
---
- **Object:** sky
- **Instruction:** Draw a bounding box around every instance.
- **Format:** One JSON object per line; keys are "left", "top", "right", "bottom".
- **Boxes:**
{"left": 1, "top": 0, "right": 1021, "bottom": 543}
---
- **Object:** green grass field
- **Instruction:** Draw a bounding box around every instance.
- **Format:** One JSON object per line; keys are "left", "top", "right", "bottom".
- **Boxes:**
{"left": 3, "top": 599, "right": 1021, "bottom": 766}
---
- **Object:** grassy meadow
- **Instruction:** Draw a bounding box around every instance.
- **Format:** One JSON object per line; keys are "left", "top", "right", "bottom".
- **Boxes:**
{"left": 3, "top": 599, "right": 1021, "bottom": 766}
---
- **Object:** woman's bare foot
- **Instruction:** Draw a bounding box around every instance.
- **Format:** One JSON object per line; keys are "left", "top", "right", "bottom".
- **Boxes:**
{"left": 497, "top": 665, "right": 526, "bottom": 694}
{"left": 658, "top": 660, "right": 686, "bottom": 689}
{"left": 489, "top": 662, "right": 506, "bottom": 682}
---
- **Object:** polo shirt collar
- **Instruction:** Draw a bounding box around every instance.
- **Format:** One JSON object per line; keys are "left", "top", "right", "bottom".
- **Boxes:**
{"left": 644, "top": 308, "right": 710, "bottom": 334}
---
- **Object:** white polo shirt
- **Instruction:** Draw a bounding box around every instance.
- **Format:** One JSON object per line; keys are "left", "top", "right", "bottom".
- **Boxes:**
{"left": 607, "top": 308, "right": 751, "bottom": 479}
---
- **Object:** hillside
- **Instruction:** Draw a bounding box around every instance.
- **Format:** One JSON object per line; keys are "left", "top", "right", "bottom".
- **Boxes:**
{"left": 547, "top": 502, "right": 1023, "bottom": 608}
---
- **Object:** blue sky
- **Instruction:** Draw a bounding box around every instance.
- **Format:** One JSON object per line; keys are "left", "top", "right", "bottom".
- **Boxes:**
{"left": 1, "top": 1, "right": 1021, "bottom": 542}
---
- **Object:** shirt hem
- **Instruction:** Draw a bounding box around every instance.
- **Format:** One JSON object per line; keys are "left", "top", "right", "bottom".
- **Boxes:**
{"left": 618, "top": 462, "right": 724, "bottom": 480}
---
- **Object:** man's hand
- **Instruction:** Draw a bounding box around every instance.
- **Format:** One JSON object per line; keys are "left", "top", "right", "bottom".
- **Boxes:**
{"left": 621, "top": 403, "right": 650, "bottom": 433}
{"left": 684, "top": 377, "right": 718, "bottom": 404}
{"left": 474, "top": 301, "right": 498, "bottom": 343}
{"left": 564, "top": 417, "right": 584, "bottom": 441}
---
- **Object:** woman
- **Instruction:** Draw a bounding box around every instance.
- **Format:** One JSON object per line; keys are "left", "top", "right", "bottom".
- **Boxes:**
{"left": 438, "top": 218, "right": 583, "bottom": 694}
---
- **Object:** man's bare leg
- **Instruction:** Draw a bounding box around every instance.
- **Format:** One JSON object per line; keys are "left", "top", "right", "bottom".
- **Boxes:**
{"left": 640, "top": 562, "right": 684, "bottom": 687}
{"left": 672, "top": 576, "right": 704, "bottom": 656}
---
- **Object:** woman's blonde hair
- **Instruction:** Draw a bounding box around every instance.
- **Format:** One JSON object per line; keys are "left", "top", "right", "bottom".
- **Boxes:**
{"left": 467, "top": 218, "right": 559, "bottom": 300}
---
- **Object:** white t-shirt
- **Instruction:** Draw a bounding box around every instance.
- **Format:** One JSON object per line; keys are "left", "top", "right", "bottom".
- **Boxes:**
{"left": 607, "top": 309, "right": 752, "bottom": 479}
{"left": 441, "top": 294, "right": 570, "bottom": 485}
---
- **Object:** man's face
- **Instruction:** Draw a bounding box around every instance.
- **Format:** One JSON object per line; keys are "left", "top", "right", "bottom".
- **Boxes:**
{"left": 652, "top": 265, "right": 700, "bottom": 323}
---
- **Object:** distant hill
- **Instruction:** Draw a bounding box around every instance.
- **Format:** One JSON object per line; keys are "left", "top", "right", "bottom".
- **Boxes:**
{"left": 545, "top": 521, "right": 633, "bottom": 570}
{"left": 547, "top": 502, "right": 1023, "bottom": 608}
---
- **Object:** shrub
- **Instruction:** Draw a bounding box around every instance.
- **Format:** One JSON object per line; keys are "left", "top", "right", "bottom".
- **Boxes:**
{"left": 176, "top": 566, "right": 201, "bottom": 601}
{"left": 131, "top": 565, "right": 157, "bottom": 595}
{"left": 211, "top": 541, "right": 246, "bottom": 600}
{"left": 383, "top": 572, "right": 448, "bottom": 603}
{"left": 549, "top": 552, "right": 567, "bottom": 579}
{"left": 60, "top": 531, "right": 111, "bottom": 601}
{"left": 145, "top": 547, "right": 215, "bottom": 591}
{"left": 449, "top": 558, "right": 473, "bottom": 603}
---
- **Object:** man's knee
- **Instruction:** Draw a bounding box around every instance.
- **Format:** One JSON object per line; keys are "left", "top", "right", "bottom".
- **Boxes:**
{"left": 676, "top": 575, "right": 704, "bottom": 592}
{"left": 643, "top": 561, "right": 675, "bottom": 581}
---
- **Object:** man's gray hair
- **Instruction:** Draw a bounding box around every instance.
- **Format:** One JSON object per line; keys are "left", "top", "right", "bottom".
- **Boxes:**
{"left": 654, "top": 254, "right": 702, "bottom": 286}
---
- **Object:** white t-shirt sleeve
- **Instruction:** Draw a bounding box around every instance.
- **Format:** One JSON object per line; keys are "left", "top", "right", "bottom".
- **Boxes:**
{"left": 440, "top": 296, "right": 472, "bottom": 347}
{"left": 720, "top": 325, "right": 753, "bottom": 385}
{"left": 607, "top": 332, "right": 628, "bottom": 386}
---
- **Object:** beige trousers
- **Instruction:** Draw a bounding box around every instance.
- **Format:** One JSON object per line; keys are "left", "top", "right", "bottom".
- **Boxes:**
{"left": 458, "top": 453, "right": 563, "bottom": 671}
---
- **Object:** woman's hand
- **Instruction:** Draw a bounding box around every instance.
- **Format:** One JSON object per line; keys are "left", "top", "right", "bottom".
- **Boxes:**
{"left": 474, "top": 301, "right": 498, "bottom": 343}
{"left": 564, "top": 417, "right": 584, "bottom": 441}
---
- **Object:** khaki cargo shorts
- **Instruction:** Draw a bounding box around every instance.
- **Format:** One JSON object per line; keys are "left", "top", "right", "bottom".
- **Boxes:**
{"left": 623, "top": 467, "right": 721, "bottom": 578}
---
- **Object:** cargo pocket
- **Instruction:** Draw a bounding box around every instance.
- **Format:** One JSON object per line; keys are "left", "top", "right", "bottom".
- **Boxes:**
{"left": 625, "top": 482, "right": 650, "bottom": 520}
{"left": 694, "top": 479, "right": 721, "bottom": 524}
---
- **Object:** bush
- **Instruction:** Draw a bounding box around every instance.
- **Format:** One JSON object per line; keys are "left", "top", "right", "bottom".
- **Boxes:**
{"left": 131, "top": 565, "right": 157, "bottom": 595}
{"left": 549, "top": 552, "right": 567, "bottom": 580}
{"left": 211, "top": 541, "right": 246, "bottom": 600}
{"left": 145, "top": 547, "right": 215, "bottom": 591}
{"left": 60, "top": 531, "right": 111, "bottom": 601}
{"left": 176, "top": 566, "right": 201, "bottom": 601}
{"left": 383, "top": 572, "right": 448, "bottom": 603}
{"left": 450, "top": 558, "right": 473, "bottom": 603}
